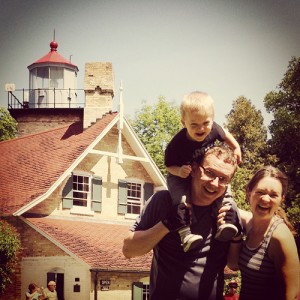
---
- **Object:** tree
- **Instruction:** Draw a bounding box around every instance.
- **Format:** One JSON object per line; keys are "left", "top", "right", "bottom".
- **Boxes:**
{"left": 129, "top": 97, "right": 182, "bottom": 176}
{"left": 224, "top": 96, "right": 270, "bottom": 208}
{"left": 264, "top": 56, "right": 300, "bottom": 239}
{"left": 0, "top": 107, "right": 17, "bottom": 141}
{"left": 0, "top": 220, "right": 21, "bottom": 294}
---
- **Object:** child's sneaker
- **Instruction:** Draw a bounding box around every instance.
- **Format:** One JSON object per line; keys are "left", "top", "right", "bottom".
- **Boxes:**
{"left": 215, "top": 197, "right": 239, "bottom": 242}
{"left": 215, "top": 223, "right": 238, "bottom": 242}
{"left": 179, "top": 226, "right": 203, "bottom": 252}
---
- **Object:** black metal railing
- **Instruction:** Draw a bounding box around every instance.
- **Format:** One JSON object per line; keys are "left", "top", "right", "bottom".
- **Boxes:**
{"left": 7, "top": 88, "right": 85, "bottom": 109}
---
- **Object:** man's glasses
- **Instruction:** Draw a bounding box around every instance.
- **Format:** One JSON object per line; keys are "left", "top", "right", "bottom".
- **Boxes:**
{"left": 200, "top": 165, "right": 230, "bottom": 187}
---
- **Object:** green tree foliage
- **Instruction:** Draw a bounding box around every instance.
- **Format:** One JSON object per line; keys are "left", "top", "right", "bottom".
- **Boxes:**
{"left": 0, "top": 220, "right": 21, "bottom": 294}
{"left": 225, "top": 96, "right": 269, "bottom": 209}
{"left": 264, "top": 56, "right": 300, "bottom": 236}
{"left": 225, "top": 96, "right": 268, "bottom": 168}
{"left": 0, "top": 107, "right": 17, "bottom": 141}
{"left": 129, "top": 97, "right": 182, "bottom": 177}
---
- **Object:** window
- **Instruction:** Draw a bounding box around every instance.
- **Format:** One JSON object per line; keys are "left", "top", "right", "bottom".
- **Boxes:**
{"left": 118, "top": 180, "right": 153, "bottom": 215}
{"left": 127, "top": 182, "right": 142, "bottom": 214}
{"left": 36, "top": 67, "right": 49, "bottom": 88}
{"left": 132, "top": 282, "right": 149, "bottom": 300}
{"left": 73, "top": 175, "right": 90, "bottom": 207}
{"left": 143, "top": 284, "right": 150, "bottom": 300}
{"left": 62, "top": 174, "right": 102, "bottom": 212}
{"left": 50, "top": 67, "right": 63, "bottom": 89}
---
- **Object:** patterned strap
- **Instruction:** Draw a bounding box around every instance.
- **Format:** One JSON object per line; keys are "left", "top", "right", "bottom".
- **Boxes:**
{"left": 261, "top": 217, "right": 284, "bottom": 250}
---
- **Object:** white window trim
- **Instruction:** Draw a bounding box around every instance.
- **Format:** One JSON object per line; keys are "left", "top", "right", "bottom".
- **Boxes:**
{"left": 71, "top": 171, "right": 93, "bottom": 214}
{"left": 70, "top": 206, "right": 95, "bottom": 216}
{"left": 125, "top": 178, "right": 144, "bottom": 218}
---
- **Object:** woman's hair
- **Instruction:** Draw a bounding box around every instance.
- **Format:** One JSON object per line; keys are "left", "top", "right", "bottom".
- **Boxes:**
{"left": 180, "top": 91, "right": 215, "bottom": 119}
{"left": 246, "top": 166, "right": 295, "bottom": 234}
{"left": 28, "top": 283, "right": 37, "bottom": 292}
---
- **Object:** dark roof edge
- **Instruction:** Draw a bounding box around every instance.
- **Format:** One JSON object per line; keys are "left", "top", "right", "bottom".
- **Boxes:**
{"left": 89, "top": 268, "right": 150, "bottom": 273}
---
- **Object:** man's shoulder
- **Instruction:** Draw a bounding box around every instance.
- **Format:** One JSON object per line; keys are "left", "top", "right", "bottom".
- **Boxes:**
{"left": 147, "top": 190, "right": 172, "bottom": 207}
{"left": 132, "top": 190, "right": 172, "bottom": 231}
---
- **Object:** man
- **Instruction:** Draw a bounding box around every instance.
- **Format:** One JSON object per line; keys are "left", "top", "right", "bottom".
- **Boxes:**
{"left": 122, "top": 146, "right": 241, "bottom": 300}
{"left": 43, "top": 281, "right": 58, "bottom": 300}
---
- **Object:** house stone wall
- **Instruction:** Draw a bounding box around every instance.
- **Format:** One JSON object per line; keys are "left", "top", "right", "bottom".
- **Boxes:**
{"left": 9, "top": 108, "right": 84, "bottom": 137}
{"left": 1, "top": 217, "right": 68, "bottom": 300}
{"left": 91, "top": 271, "right": 149, "bottom": 300}
{"left": 21, "top": 257, "right": 90, "bottom": 300}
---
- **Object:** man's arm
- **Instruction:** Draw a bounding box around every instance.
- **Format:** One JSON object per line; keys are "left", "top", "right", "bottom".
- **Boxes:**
{"left": 122, "top": 221, "right": 169, "bottom": 258}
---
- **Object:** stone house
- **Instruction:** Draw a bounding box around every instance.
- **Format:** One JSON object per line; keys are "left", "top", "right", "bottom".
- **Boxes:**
{"left": 0, "top": 41, "right": 166, "bottom": 300}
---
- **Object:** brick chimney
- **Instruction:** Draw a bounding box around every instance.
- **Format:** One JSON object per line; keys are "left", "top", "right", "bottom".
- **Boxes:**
{"left": 84, "top": 62, "right": 114, "bottom": 128}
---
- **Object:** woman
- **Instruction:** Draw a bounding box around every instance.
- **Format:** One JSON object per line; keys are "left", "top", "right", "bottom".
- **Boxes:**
{"left": 225, "top": 166, "right": 299, "bottom": 300}
{"left": 25, "top": 283, "right": 46, "bottom": 300}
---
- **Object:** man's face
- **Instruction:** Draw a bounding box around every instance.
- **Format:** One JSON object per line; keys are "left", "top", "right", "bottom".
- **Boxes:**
{"left": 191, "top": 153, "right": 235, "bottom": 205}
{"left": 48, "top": 284, "right": 56, "bottom": 292}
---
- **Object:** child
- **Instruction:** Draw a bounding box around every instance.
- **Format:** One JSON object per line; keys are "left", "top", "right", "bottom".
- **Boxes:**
{"left": 164, "top": 91, "right": 242, "bottom": 252}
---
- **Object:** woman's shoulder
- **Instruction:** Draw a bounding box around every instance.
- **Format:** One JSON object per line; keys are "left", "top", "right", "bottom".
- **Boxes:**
{"left": 238, "top": 208, "right": 252, "bottom": 230}
{"left": 268, "top": 220, "right": 297, "bottom": 259}
{"left": 271, "top": 220, "right": 294, "bottom": 242}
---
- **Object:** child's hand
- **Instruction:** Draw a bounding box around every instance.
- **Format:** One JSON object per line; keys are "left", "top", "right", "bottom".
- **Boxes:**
{"left": 179, "top": 165, "right": 192, "bottom": 178}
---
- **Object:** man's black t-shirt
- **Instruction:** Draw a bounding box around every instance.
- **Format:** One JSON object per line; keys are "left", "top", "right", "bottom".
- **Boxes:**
{"left": 131, "top": 190, "right": 230, "bottom": 300}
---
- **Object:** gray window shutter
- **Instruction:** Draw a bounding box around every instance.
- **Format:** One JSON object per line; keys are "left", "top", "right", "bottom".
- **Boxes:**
{"left": 143, "top": 182, "right": 154, "bottom": 204}
{"left": 118, "top": 179, "right": 128, "bottom": 214}
{"left": 91, "top": 176, "right": 102, "bottom": 212}
{"left": 132, "top": 282, "right": 143, "bottom": 300}
{"left": 62, "top": 175, "right": 73, "bottom": 209}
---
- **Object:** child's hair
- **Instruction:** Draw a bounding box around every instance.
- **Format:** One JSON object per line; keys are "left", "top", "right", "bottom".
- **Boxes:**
{"left": 246, "top": 165, "right": 296, "bottom": 234}
{"left": 180, "top": 91, "right": 215, "bottom": 119}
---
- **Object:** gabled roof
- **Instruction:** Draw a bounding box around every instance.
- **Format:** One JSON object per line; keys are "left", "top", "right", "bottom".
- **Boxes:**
{"left": 0, "top": 112, "right": 118, "bottom": 216}
{"left": 25, "top": 216, "right": 152, "bottom": 271}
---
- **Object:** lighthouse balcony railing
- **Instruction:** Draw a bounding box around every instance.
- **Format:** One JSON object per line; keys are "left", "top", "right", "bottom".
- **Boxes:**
{"left": 7, "top": 88, "right": 85, "bottom": 109}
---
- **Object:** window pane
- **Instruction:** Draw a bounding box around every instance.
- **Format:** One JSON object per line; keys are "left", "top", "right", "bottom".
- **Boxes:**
{"left": 50, "top": 67, "right": 63, "bottom": 89}
{"left": 127, "top": 182, "right": 142, "bottom": 214}
{"left": 37, "top": 67, "right": 49, "bottom": 89}
{"left": 73, "top": 175, "right": 90, "bottom": 207}
{"left": 143, "top": 284, "right": 149, "bottom": 300}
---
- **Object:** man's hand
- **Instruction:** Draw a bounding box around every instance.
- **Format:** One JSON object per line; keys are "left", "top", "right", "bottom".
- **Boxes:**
{"left": 162, "top": 199, "right": 190, "bottom": 231}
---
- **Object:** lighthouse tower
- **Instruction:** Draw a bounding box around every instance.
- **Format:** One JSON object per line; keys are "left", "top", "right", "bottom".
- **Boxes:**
{"left": 27, "top": 40, "right": 79, "bottom": 108}
{"left": 8, "top": 38, "right": 115, "bottom": 136}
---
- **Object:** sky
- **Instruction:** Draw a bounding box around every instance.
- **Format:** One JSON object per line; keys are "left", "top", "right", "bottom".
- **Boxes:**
{"left": 0, "top": 0, "right": 299, "bottom": 128}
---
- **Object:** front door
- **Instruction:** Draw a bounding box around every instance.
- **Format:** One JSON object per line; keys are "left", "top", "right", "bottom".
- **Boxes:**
{"left": 47, "top": 272, "right": 64, "bottom": 300}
